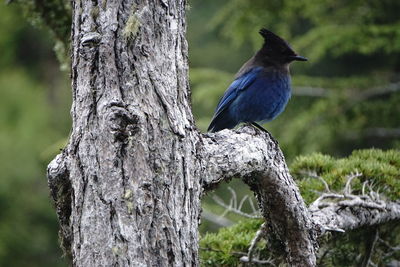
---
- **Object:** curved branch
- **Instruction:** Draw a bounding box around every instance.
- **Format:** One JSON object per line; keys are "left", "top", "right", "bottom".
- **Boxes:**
{"left": 200, "top": 126, "right": 318, "bottom": 266}
{"left": 200, "top": 126, "right": 400, "bottom": 266}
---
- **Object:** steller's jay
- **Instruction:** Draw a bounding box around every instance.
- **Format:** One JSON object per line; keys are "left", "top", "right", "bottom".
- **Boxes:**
{"left": 208, "top": 29, "right": 307, "bottom": 133}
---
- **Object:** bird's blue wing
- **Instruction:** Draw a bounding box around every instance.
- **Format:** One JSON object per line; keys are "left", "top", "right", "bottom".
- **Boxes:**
{"left": 208, "top": 67, "right": 263, "bottom": 132}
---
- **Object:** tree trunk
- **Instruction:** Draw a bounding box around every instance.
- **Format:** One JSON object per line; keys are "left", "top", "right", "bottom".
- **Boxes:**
{"left": 48, "top": 0, "right": 203, "bottom": 265}
{"left": 47, "top": 0, "right": 400, "bottom": 266}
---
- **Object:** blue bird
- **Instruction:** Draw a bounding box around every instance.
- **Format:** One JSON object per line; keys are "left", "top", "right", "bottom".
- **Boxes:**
{"left": 208, "top": 29, "right": 307, "bottom": 133}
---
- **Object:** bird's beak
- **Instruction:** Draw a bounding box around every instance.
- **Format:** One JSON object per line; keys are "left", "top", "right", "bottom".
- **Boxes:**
{"left": 290, "top": 55, "right": 308, "bottom": 61}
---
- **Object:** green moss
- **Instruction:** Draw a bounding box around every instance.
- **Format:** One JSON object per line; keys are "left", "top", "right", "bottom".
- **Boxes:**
{"left": 200, "top": 219, "right": 264, "bottom": 266}
{"left": 291, "top": 149, "right": 400, "bottom": 204}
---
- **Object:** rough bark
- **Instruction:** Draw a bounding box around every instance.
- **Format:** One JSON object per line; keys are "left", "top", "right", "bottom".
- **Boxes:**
{"left": 310, "top": 195, "right": 400, "bottom": 233}
{"left": 46, "top": 0, "right": 400, "bottom": 266}
{"left": 49, "top": 0, "right": 202, "bottom": 265}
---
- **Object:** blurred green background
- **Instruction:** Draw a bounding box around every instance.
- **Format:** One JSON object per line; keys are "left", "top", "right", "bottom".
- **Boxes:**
{"left": 0, "top": 0, "right": 399, "bottom": 265}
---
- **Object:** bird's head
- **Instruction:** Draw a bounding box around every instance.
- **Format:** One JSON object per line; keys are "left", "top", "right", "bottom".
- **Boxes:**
{"left": 257, "top": 28, "right": 307, "bottom": 65}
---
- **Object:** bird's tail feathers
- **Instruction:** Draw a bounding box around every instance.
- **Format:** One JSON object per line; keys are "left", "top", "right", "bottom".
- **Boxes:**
{"left": 207, "top": 112, "right": 236, "bottom": 133}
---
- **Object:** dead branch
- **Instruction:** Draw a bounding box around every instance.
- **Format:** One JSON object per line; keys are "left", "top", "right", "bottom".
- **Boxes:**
{"left": 210, "top": 187, "right": 261, "bottom": 219}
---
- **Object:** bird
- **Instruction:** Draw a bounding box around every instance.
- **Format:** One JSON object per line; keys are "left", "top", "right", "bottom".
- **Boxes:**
{"left": 207, "top": 28, "right": 307, "bottom": 133}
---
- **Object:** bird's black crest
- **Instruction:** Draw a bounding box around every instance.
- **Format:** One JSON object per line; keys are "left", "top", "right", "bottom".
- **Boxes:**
{"left": 259, "top": 28, "right": 292, "bottom": 50}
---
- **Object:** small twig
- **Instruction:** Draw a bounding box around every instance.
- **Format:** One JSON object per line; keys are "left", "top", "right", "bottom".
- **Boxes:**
{"left": 293, "top": 86, "right": 330, "bottom": 98}
{"left": 228, "top": 187, "right": 238, "bottom": 208}
{"left": 362, "top": 181, "right": 368, "bottom": 196}
{"left": 211, "top": 194, "right": 261, "bottom": 219}
{"left": 201, "top": 225, "right": 275, "bottom": 266}
{"left": 344, "top": 172, "right": 362, "bottom": 196}
{"left": 361, "top": 227, "right": 378, "bottom": 267}
{"left": 317, "top": 246, "right": 331, "bottom": 266}
{"left": 322, "top": 226, "right": 345, "bottom": 233}
{"left": 299, "top": 170, "right": 331, "bottom": 192}
{"left": 309, "top": 176, "right": 387, "bottom": 217}
{"left": 238, "top": 195, "right": 249, "bottom": 211}
{"left": 240, "top": 256, "right": 276, "bottom": 265}
{"left": 319, "top": 177, "right": 331, "bottom": 193}
{"left": 378, "top": 238, "right": 400, "bottom": 252}
{"left": 364, "top": 81, "right": 400, "bottom": 99}
{"left": 309, "top": 193, "right": 345, "bottom": 211}
{"left": 215, "top": 195, "right": 233, "bottom": 218}
{"left": 377, "top": 237, "right": 400, "bottom": 259}
{"left": 247, "top": 223, "right": 267, "bottom": 262}
{"left": 199, "top": 247, "right": 247, "bottom": 257}
{"left": 375, "top": 187, "right": 381, "bottom": 201}
{"left": 202, "top": 209, "right": 233, "bottom": 227}
{"left": 248, "top": 197, "right": 258, "bottom": 214}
